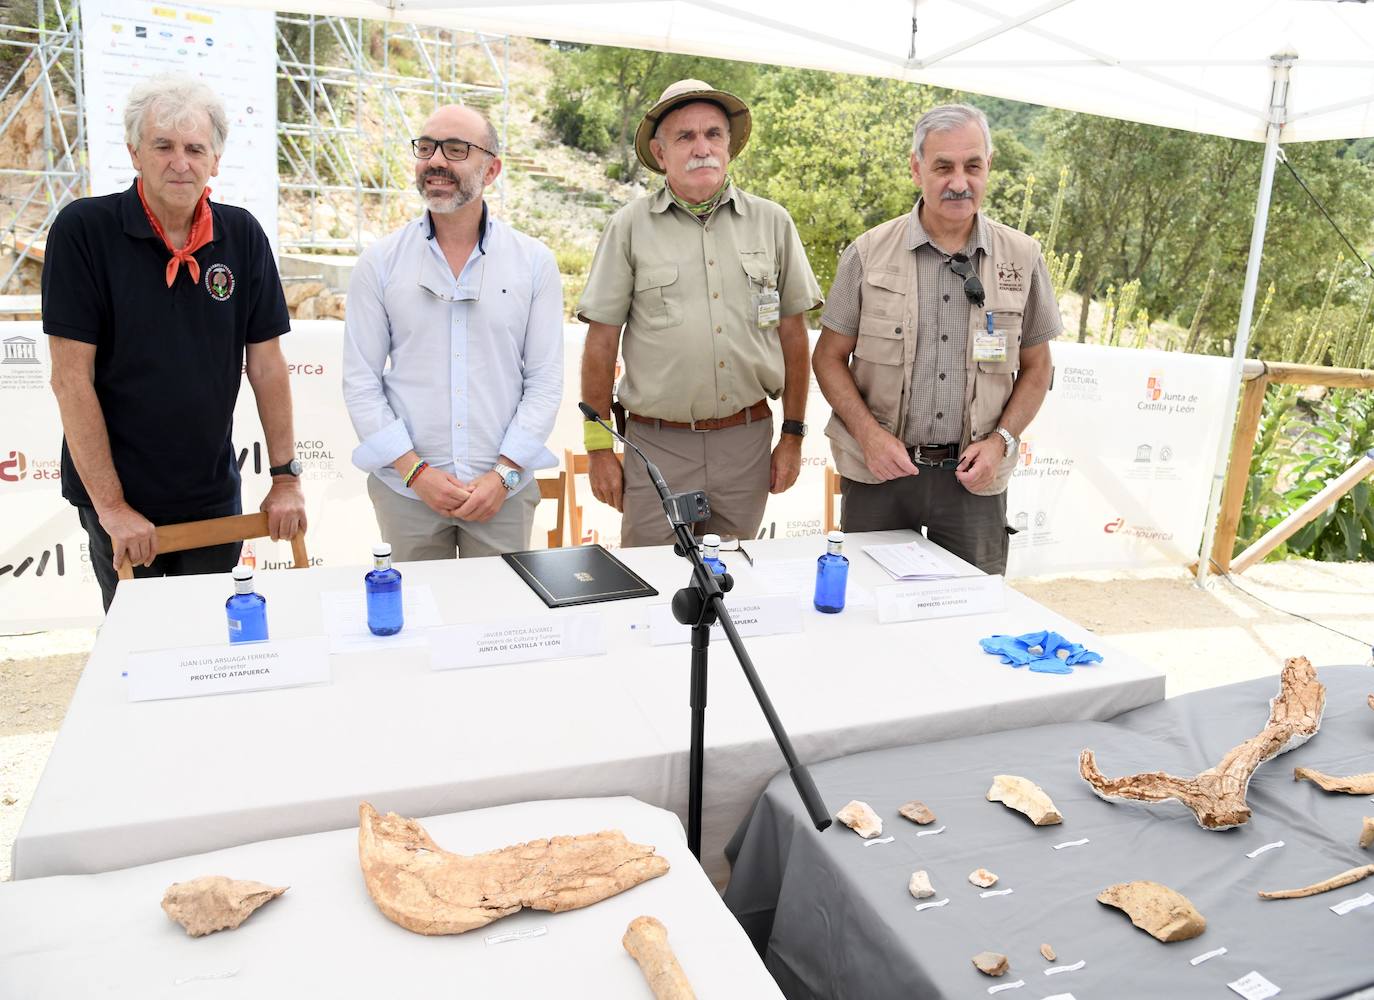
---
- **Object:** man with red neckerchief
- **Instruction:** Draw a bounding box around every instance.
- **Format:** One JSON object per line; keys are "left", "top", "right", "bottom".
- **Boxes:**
{"left": 43, "top": 74, "right": 305, "bottom": 612}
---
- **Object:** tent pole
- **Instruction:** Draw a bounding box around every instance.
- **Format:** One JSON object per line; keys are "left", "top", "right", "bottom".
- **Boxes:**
{"left": 1195, "top": 54, "right": 1293, "bottom": 589}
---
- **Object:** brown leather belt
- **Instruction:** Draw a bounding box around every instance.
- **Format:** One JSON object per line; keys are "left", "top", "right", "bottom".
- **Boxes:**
{"left": 627, "top": 399, "right": 771, "bottom": 432}
{"left": 907, "top": 443, "right": 961, "bottom": 469}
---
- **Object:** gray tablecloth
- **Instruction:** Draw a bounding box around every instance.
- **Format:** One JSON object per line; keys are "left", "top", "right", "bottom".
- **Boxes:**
{"left": 725, "top": 665, "right": 1374, "bottom": 1000}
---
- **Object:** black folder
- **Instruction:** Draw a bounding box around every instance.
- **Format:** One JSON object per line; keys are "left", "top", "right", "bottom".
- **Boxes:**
{"left": 502, "top": 544, "right": 659, "bottom": 609}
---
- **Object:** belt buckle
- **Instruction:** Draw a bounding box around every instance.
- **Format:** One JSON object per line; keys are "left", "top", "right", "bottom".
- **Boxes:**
{"left": 688, "top": 417, "right": 711, "bottom": 433}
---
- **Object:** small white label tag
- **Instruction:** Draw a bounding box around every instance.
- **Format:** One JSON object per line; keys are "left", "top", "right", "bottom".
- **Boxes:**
{"left": 915, "top": 898, "right": 950, "bottom": 912}
{"left": 916, "top": 825, "right": 947, "bottom": 837}
{"left": 1330, "top": 892, "right": 1374, "bottom": 916}
{"left": 1045, "top": 960, "right": 1085, "bottom": 976}
{"left": 876, "top": 575, "right": 1005, "bottom": 624}
{"left": 485, "top": 926, "right": 548, "bottom": 946}
{"left": 1052, "top": 838, "right": 1089, "bottom": 850}
{"left": 981, "top": 888, "right": 1014, "bottom": 898}
{"left": 1043, "top": 995, "right": 1078, "bottom": 1000}
{"left": 1191, "top": 947, "right": 1228, "bottom": 966}
{"left": 126, "top": 636, "right": 330, "bottom": 702}
{"left": 862, "top": 836, "right": 894, "bottom": 847}
{"left": 430, "top": 614, "right": 604, "bottom": 670}
{"left": 648, "top": 594, "right": 801, "bottom": 646}
{"left": 1228, "top": 971, "right": 1280, "bottom": 999}
{"left": 987, "top": 980, "right": 1025, "bottom": 994}
{"left": 1246, "top": 840, "right": 1284, "bottom": 858}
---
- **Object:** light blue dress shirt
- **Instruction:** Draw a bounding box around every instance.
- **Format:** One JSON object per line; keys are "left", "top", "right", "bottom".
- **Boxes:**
{"left": 342, "top": 206, "right": 564, "bottom": 498}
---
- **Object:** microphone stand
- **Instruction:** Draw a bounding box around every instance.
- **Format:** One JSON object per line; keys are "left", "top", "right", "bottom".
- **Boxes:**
{"left": 579, "top": 403, "right": 831, "bottom": 857}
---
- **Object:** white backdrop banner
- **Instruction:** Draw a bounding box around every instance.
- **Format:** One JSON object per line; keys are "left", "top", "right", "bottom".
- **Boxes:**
{"left": 0, "top": 322, "right": 1230, "bottom": 629}
{"left": 79, "top": 0, "right": 278, "bottom": 248}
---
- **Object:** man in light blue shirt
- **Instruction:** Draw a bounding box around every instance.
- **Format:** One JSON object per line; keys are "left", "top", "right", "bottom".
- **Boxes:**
{"left": 343, "top": 105, "right": 563, "bottom": 559}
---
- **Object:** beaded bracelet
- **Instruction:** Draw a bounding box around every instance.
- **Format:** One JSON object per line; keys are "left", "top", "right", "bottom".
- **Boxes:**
{"left": 403, "top": 460, "right": 429, "bottom": 488}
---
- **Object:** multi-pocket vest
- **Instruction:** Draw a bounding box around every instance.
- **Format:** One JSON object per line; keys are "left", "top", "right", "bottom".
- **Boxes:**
{"left": 824, "top": 213, "right": 1043, "bottom": 496}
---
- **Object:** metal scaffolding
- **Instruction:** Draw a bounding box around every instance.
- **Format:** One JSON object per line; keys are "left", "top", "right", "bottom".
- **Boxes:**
{"left": 0, "top": 8, "right": 509, "bottom": 293}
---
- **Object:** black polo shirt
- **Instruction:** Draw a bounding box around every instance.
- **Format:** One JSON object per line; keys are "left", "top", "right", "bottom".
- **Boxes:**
{"left": 42, "top": 181, "right": 289, "bottom": 521}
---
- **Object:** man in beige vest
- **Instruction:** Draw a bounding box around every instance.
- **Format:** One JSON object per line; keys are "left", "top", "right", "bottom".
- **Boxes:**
{"left": 578, "top": 80, "right": 821, "bottom": 546}
{"left": 813, "top": 104, "right": 1058, "bottom": 574}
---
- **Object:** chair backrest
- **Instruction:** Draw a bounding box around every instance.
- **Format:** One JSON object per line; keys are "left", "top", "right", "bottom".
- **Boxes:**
{"left": 116, "top": 511, "right": 309, "bottom": 581}
{"left": 824, "top": 465, "right": 842, "bottom": 534}
{"left": 564, "top": 448, "right": 623, "bottom": 547}
{"left": 536, "top": 472, "right": 567, "bottom": 548}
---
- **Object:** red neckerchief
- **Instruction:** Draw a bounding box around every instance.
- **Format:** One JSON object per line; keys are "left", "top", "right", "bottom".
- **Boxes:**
{"left": 136, "top": 177, "right": 214, "bottom": 287}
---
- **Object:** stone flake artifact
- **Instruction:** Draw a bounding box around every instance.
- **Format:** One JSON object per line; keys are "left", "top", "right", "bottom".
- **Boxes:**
{"left": 1360, "top": 818, "right": 1374, "bottom": 850}
{"left": 1080, "top": 656, "right": 1324, "bottom": 830}
{"left": 1040, "top": 943, "right": 1056, "bottom": 962}
{"left": 357, "top": 802, "right": 668, "bottom": 935}
{"left": 1294, "top": 767, "right": 1374, "bottom": 795}
{"left": 899, "top": 799, "right": 936, "bottom": 825}
{"left": 836, "top": 800, "right": 882, "bottom": 839}
{"left": 987, "top": 774, "right": 1064, "bottom": 826}
{"left": 972, "top": 951, "right": 1009, "bottom": 976}
{"left": 969, "top": 868, "right": 999, "bottom": 888}
{"left": 160, "top": 876, "right": 287, "bottom": 937}
{"left": 1258, "top": 863, "right": 1374, "bottom": 899}
{"left": 908, "top": 870, "right": 935, "bottom": 899}
{"left": 623, "top": 916, "right": 696, "bottom": 1000}
{"left": 1097, "top": 881, "right": 1206, "bottom": 942}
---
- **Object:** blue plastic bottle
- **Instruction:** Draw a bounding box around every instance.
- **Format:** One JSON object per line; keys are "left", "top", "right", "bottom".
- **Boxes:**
{"left": 701, "top": 533, "right": 727, "bottom": 576}
{"left": 226, "top": 565, "right": 269, "bottom": 643}
{"left": 365, "top": 542, "right": 404, "bottom": 636}
{"left": 813, "top": 530, "right": 849, "bottom": 614}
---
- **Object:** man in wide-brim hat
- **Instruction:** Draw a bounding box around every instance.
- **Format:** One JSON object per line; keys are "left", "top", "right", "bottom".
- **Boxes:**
{"left": 577, "top": 79, "right": 821, "bottom": 546}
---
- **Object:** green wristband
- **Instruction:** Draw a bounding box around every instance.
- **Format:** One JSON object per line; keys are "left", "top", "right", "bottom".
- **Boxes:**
{"left": 583, "top": 419, "right": 615, "bottom": 452}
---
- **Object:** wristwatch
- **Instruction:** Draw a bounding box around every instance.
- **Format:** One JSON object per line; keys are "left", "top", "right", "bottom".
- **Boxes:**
{"left": 781, "top": 419, "right": 808, "bottom": 438}
{"left": 993, "top": 427, "right": 1017, "bottom": 458}
{"left": 493, "top": 462, "right": 521, "bottom": 492}
{"left": 269, "top": 458, "right": 302, "bottom": 477}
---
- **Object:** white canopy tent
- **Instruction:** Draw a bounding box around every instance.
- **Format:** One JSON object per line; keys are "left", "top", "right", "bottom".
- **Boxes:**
{"left": 233, "top": 0, "right": 1374, "bottom": 580}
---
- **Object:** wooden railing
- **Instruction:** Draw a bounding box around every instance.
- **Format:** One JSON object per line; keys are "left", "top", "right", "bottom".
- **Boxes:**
{"left": 1209, "top": 360, "right": 1374, "bottom": 574}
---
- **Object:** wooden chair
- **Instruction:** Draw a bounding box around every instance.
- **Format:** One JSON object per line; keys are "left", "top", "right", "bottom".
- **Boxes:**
{"left": 824, "top": 465, "right": 843, "bottom": 533}
{"left": 536, "top": 472, "right": 568, "bottom": 548}
{"left": 116, "top": 512, "right": 308, "bottom": 580}
{"left": 564, "top": 448, "right": 623, "bottom": 547}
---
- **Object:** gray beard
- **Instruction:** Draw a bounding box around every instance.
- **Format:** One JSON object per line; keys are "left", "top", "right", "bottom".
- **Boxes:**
{"left": 417, "top": 170, "right": 482, "bottom": 213}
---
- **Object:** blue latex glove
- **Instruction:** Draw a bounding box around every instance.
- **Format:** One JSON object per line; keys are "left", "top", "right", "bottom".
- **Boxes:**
{"left": 979, "top": 629, "right": 1103, "bottom": 674}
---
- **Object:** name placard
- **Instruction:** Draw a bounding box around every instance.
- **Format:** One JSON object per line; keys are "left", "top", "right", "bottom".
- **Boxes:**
{"left": 428, "top": 613, "right": 605, "bottom": 670}
{"left": 648, "top": 593, "right": 801, "bottom": 646}
{"left": 125, "top": 636, "right": 331, "bottom": 702}
{"left": 876, "top": 574, "right": 1005, "bottom": 624}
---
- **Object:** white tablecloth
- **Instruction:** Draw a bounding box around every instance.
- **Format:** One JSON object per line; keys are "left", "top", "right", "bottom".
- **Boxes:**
{"left": 12, "top": 531, "right": 1165, "bottom": 883}
{"left": 0, "top": 796, "right": 781, "bottom": 999}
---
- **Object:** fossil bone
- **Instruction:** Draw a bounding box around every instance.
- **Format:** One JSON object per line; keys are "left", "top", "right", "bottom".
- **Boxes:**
{"left": 972, "top": 951, "right": 1009, "bottom": 976}
{"left": 1294, "top": 767, "right": 1374, "bottom": 795}
{"left": 1097, "top": 881, "right": 1205, "bottom": 942}
{"left": 987, "top": 774, "right": 1064, "bottom": 826}
{"left": 357, "top": 802, "right": 668, "bottom": 935}
{"left": 1080, "top": 656, "right": 1324, "bottom": 829}
{"left": 1362, "top": 818, "right": 1374, "bottom": 850}
{"left": 969, "top": 868, "right": 999, "bottom": 888}
{"left": 1040, "top": 943, "right": 1056, "bottom": 962}
{"left": 1258, "top": 863, "right": 1374, "bottom": 899}
{"left": 160, "top": 876, "right": 286, "bottom": 937}
{"left": 623, "top": 916, "right": 696, "bottom": 1000}
{"left": 836, "top": 800, "right": 882, "bottom": 839}
{"left": 908, "top": 870, "right": 935, "bottom": 899}
{"left": 899, "top": 799, "right": 936, "bottom": 825}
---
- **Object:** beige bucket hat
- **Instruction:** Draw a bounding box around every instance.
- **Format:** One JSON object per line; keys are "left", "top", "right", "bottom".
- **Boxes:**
{"left": 634, "top": 78, "right": 752, "bottom": 174}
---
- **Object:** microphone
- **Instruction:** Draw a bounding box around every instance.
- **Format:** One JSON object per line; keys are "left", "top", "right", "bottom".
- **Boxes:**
{"left": 579, "top": 401, "right": 710, "bottom": 527}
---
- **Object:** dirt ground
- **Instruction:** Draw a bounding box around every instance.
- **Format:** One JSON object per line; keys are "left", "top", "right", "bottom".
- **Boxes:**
{"left": 1, "top": 560, "right": 1370, "bottom": 881}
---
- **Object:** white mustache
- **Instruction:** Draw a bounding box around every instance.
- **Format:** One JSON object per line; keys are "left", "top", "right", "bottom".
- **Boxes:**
{"left": 941, "top": 189, "right": 974, "bottom": 200}
{"left": 686, "top": 156, "right": 722, "bottom": 171}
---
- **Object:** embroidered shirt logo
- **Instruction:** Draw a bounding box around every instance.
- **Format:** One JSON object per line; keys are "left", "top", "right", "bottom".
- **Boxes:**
{"left": 995, "top": 261, "right": 1024, "bottom": 292}
{"left": 205, "top": 263, "right": 234, "bottom": 301}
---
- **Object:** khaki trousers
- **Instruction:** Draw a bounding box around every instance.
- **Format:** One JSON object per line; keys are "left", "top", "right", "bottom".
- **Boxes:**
{"left": 621, "top": 415, "right": 773, "bottom": 547}
{"left": 367, "top": 474, "right": 538, "bottom": 561}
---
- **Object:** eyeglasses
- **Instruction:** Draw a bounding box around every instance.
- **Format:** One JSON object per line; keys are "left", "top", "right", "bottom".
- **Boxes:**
{"left": 946, "top": 253, "right": 986, "bottom": 308}
{"left": 411, "top": 137, "right": 495, "bottom": 162}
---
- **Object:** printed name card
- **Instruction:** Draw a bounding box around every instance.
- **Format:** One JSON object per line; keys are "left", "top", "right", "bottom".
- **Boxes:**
{"left": 125, "top": 636, "right": 331, "bottom": 702}
{"left": 648, "top": 593, "right": 802, "bottom": 646}
{"left": 876, "top": 574, "right": 1006, "bottom": 624}
{"left": 428, "top": 613, "right": 605, "bottom": 670}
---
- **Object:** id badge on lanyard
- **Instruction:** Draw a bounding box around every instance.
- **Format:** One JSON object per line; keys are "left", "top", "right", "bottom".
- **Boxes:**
{"left": 973, "top": 311, "right": 1009, "bottom": 362}
{"left": 751, "top": 276, "right": 780, "bottom": 330}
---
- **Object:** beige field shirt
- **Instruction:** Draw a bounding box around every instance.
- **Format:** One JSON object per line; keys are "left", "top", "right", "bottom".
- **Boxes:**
{"left": 578, "top": 182, "right": 821, "bottom": 423}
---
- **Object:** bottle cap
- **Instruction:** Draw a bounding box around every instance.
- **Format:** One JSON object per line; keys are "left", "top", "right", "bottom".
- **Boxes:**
{"left": 827, "top": 530, "right": 845, "bottom": 543}
{"left": 232, "top": 565, "right": 254, "bottom": 581}
{"left": 372, "top": 543, "right": 392, "bottom": 557}
{"left": 702, "top": 533, "right": 721, "bottom": 547}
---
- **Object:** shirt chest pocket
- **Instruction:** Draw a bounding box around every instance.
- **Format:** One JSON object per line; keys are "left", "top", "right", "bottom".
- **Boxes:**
{"left": 634, "top": 264, "right": 682, "bottom": 330}
{"left": 738, "top": 250, "right": 775, "bottom": 286}
{"left": 861, "top": 267, "right": 906, "bottom": 322}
